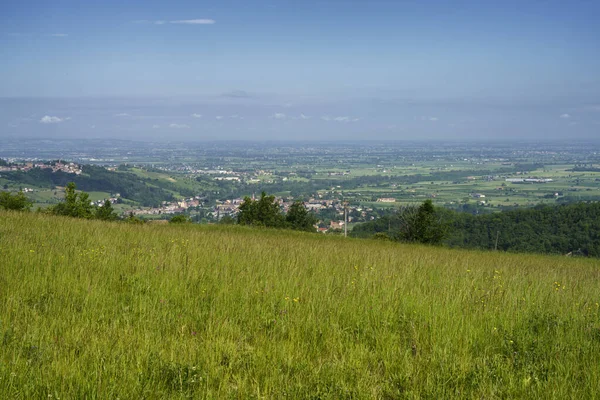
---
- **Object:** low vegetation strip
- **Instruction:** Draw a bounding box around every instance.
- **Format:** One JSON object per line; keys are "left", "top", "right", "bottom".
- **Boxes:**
{"left": 1, "top": 211, "right": 600, "bottom": 398}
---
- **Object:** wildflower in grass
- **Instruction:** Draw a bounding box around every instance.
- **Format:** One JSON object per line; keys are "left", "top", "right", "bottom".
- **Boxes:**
{"left": 293, "top": 297, "right": 300, "bottom": 303}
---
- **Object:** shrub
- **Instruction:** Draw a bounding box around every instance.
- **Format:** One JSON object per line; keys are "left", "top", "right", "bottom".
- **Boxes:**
{"left": 169, "top": 215, "right": 191, "bottom": 224}
{"left": 0, "top": 191, "right": 32, "bottom": 211}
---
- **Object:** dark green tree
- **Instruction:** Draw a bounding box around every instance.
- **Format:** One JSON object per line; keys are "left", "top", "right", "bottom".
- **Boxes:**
{"left": 51, "top": 182, "right": 94, "bottom": 219}
{"left": 95, "top": 200, "right": 118, "bottom": 221}
{"left": 237, "top": 192, "right": 285, "bottom": 228}
{"left": 285, "top": 201, "right": 317, "bottom": 232}
{"left": 396, "top": 200, "right": 447, "bottom": 245}
{"left": 0, "top": 191, "right": 32, "bottom": 211}
{"left": 169, "top": 214, "right": 190, "bottom": 224}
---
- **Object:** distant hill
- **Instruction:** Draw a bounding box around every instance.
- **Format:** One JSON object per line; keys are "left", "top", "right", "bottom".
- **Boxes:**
{"left": 2, "top": 165, "right": 177, "bottom": 207}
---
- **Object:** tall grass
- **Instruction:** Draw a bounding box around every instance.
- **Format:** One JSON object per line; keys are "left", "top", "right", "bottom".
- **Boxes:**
{"left": 1, "top": 211, "right": 599, "bottom": 398}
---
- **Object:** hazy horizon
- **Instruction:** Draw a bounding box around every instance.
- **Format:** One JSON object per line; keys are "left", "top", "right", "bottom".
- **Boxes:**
{"left": 2, "top": 0, "right": 599, "bottom": 141}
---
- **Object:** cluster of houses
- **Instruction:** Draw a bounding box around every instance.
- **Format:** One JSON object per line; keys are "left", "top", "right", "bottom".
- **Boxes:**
{"left": 0, "top": 161, "right": 82, "bottom": 175}
{"left": 90, "top": 196, "right": 119, "bottom": 207}
{"left": 130, "top": 196, "right": 204, "bottom": 216}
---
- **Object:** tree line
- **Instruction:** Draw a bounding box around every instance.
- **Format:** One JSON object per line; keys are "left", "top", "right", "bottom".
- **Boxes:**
{"left": 351, "top": 201, "right": 600, "bottom": 257}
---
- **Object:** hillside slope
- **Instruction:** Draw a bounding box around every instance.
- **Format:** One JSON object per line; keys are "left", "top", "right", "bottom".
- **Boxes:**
{"left": 3, "top": 165, "right": 178, "bottom": 207}
{"left": 1, "top": 212, "right": 600, "bottom": 398}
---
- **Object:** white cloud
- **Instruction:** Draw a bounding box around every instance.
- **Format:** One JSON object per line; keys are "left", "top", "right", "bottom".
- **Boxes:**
{"left": 271, "top": 113, "right": 286, "bottom": 120}
{"left": 50, "top": 33, "right": 68, "bottom": 37}
{"left": 215, "top": 116, "right": 224, "bottom": 120}
{"left": 429, "top": 117, "right": 438, "bottom": 121}
{"left": 170, "top": 19, "right": 215, "bottom": 25}
{"left": 322, "top": 116, "right": 359, "bottom": 123}
{"left": 229, "top": 114, "right": 243, "bottom": 119}
{"left": 152, "top": 124, "right": 160, "bottom": 129}
{"left": 560, "top": 113, "right": 571, "bottom": 119}
{"left": 40, "top": 116, "right": 70, "bottom": 124}
{"left": 114, "top": 113, "right": 130, "bottom": 117}
{"left": 169, "top": 123, "right": 190, "bottom": 129}
{"left": 292, "top": 113, "right": 311, "bottom": 120}
{"left": 191, "top": 113, "right": 203, "bottom": 118}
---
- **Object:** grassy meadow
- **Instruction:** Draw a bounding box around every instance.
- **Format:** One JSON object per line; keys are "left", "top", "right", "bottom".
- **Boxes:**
{"left": 1, "top": 211, "right": 600, "bottom": 398}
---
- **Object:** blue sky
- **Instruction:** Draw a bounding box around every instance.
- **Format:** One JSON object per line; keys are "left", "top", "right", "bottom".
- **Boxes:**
{"left": 1, "top": 0, "right": 599, "bottom": 140}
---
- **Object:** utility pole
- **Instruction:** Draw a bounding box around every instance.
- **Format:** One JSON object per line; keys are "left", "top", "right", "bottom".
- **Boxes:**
{"left": 342, "top": 192, "right": 348, "bottom": 238}
{"left": 494, "top": 231, "right": 500, "bottom": 251}
{"left": 344, "top": 202, "right": 348, "bottom": 237}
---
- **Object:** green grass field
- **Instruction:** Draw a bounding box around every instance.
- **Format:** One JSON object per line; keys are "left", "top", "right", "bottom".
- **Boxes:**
{"left": 1, "top": 211, "right": 600, "bottom": 398}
